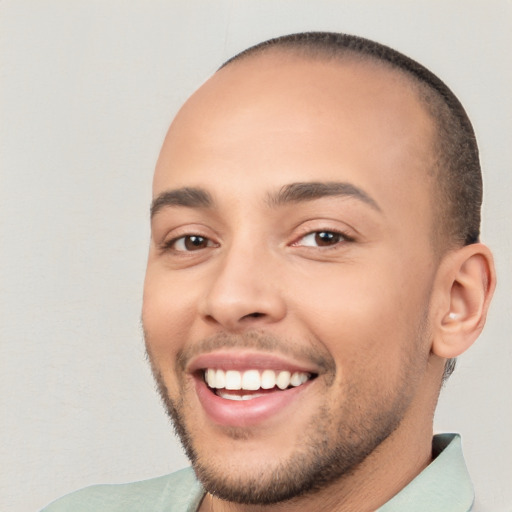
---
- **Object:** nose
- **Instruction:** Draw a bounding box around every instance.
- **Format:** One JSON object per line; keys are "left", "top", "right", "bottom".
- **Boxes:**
{"left": 199, "top": 242, "right": 287, "bottom": 331}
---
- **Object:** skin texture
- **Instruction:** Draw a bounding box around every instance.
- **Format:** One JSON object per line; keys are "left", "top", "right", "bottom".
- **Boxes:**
{"left": 142, "top": 52, "right": 495, "bottom": 512}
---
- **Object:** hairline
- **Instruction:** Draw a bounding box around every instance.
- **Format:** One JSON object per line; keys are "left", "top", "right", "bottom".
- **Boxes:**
{"left": 220, "top": 44, "right": 454, "bottom": 255}
{"left": 218, "top": 35, "right": 477, "bottom": 380}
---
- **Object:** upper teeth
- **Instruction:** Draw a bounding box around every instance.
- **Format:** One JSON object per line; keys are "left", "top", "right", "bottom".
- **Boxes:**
{"left": 205, "top": 369, "right": 310, "bottom": 391}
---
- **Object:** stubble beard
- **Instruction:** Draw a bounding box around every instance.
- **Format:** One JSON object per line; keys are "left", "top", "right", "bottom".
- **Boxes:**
{"left": 146, "top": 330, "right": 427, "bottom": 506}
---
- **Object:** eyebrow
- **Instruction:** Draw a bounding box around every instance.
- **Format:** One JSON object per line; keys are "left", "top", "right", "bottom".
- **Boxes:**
{"left": 150, "top": 181, "right": 381, "bottom": 218}
{"left": 150, "top": 187, "right": 213, "bottom": 218}
{"left": 267, "top": 181, "right": 381, "bottom": 212}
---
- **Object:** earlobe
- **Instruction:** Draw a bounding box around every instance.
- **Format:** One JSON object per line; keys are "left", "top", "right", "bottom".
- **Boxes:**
{"left": 432, "top": 243, "right": 496, "bottom": 359}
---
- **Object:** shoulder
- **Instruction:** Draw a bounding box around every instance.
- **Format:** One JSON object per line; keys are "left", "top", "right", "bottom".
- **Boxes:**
{"left": 40, "top": 467, "right": 204, "bottom": 512}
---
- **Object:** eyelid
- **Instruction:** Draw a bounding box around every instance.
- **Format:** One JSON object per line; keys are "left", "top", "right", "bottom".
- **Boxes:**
{"left": 289, "top": 220, "right": 357, "bottom": 245}
{"left": 291, "top": 228, "right": 354, "bottom": 248}
{"left": 157, "top": 224, "right": 220, "bottom": 253}
{"left": 169, "top": 235, "right": 214, "bottom": 252}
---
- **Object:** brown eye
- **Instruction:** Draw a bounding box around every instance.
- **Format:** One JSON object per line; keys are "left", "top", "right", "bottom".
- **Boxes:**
{"left": 184, "top": 235, "right": 208, "bottom": 250}
{"left": 314, "top": 231, "right": 343, "bottom": 246}
{"left": 170, "top": 235, "right": 214, "bottom": 252}
{"left": 298, "top": 231, "right": 346, "bottom": 247}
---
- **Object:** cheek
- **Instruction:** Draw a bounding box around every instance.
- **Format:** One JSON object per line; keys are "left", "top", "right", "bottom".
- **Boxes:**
{"left": 142, "top": 266, "right": 199, "bottom": 367}
{"left": 289, "top": 258, "right": 430, "bottom": 377}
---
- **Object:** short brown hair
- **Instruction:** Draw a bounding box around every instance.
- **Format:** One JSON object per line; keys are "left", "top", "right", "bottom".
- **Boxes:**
{"left": 222, "top": 32, "right": 482, "bottom": 249}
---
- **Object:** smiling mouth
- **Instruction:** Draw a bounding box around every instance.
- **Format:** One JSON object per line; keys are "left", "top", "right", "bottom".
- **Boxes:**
{"left": 203, "top": 368, "right": 315, "bottom": 401}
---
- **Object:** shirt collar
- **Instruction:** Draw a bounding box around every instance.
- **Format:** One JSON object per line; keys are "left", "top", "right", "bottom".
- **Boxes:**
{"left": 377, "top": 433, "right": 474, "bottom": 512}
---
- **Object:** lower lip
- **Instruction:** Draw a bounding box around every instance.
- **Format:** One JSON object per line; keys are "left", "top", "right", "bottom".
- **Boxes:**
{"left": 194, "top": 378, "right": 310, "bottom": 428}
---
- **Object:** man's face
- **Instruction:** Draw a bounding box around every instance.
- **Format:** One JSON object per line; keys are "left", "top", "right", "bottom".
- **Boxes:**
{"left": 143, "top": 53, "right": 439, "bottom": 504}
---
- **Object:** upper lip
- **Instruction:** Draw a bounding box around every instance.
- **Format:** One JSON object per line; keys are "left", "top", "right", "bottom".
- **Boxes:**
{"left": 187, "top": 350, "right": 321, "bottom": 375}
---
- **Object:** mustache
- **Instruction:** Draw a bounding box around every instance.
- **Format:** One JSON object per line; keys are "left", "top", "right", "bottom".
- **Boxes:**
{"left": 172, "top": 330, "right": 336, "bottom": 375}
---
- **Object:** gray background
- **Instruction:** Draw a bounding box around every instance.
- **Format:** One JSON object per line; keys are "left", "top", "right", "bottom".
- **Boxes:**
{"left": 1, "top": 1, "right": 511, "bottom": 511}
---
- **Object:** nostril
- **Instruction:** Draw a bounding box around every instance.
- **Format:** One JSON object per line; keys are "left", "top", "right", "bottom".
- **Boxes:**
{"left": 244, "top": 312, "right": 264, "bottom": 319}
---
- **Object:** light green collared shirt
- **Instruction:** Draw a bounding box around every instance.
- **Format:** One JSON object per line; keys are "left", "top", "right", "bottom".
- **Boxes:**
{"left": 41, "top": 434, "right": 474, "bottom": 511}
{"left": 378, "top": 434, "right": 474, "bottom": 511}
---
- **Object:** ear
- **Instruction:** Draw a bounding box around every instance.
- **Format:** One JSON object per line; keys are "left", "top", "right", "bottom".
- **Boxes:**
{"left": 431, "top": 243, "right": 496, "bottom": 359}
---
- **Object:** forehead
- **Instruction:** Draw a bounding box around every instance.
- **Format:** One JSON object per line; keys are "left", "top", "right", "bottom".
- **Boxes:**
{"left": 154, "top": 51, "right": 436, "bottom": 224}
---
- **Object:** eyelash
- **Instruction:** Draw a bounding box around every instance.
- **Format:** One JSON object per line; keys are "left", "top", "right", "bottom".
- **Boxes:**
{"left": 160, "top": 234, "right": 217, "bottom": 253}
{"left": 161, "top": 228, "right": 354, "bottom": 254}
{"left": 293, "top": 229, "right": 354, "bottom": 249}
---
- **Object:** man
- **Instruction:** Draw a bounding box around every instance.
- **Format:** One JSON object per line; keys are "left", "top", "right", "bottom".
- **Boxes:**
{"left": 42, "top": 32, "right": 495, "bottom": 511}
